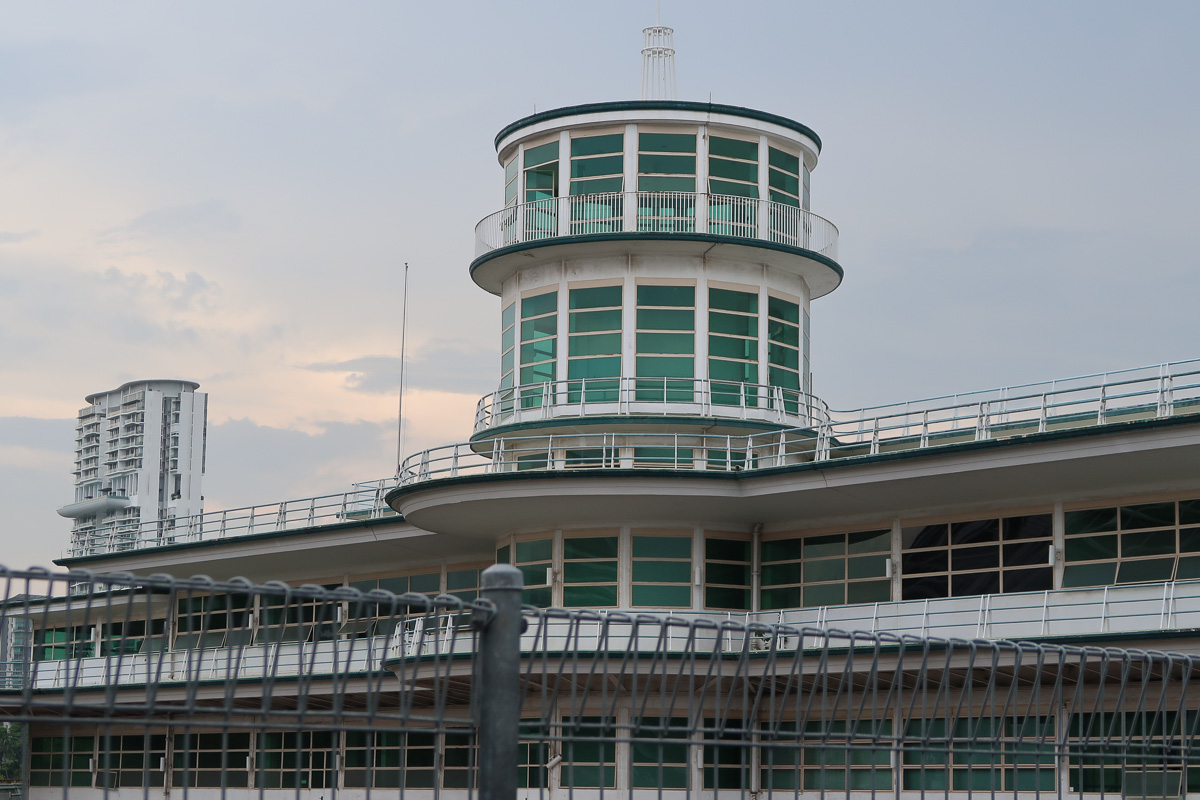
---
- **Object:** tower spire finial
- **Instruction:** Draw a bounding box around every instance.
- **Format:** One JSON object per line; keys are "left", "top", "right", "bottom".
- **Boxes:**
{"left": 641, "top": 14, "right": 676, "bottom": 100}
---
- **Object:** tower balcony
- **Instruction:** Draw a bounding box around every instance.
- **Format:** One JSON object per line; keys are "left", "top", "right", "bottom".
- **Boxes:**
{"left": 472, "top": 377, "right": 828, "bottom": 439}
{"left": 470, "top": 191, "right": 841, "bottom": 296}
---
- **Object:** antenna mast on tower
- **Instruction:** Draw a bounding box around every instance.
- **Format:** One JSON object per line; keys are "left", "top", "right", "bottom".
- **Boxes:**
{"left": 640, "top": 4, "right": 677, "bottom": 100}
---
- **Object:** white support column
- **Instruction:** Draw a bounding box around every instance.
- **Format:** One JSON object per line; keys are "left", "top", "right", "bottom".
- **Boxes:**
{"left": 695, "top": 125, "right": 709, "bottom": 234}
{"left": 623, "top": 124, "right": 638, "bottom": 233}
{"left": 1052, "top": 501, "right": 1065, "bottom": 588}
{"left": 557, "top": 130, "right": 571, "bottom": 236}
{"left": 757, "top": 134, "right": 770, "bottom": 240}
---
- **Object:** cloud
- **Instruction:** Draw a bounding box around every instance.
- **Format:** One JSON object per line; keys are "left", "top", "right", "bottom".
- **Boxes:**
{"left": 0, "top": 231, "right": 36, "bottom": 244}
{"left": 303, "top": 341, "right": 496, "bottom": 396}
{"left": 99, "top": 200, "right": 242, "bottom": 243}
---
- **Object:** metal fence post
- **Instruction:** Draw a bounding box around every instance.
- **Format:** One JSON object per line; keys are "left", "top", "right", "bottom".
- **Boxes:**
{"left": 477, "top": 564, "right": 523, "bottom": 800}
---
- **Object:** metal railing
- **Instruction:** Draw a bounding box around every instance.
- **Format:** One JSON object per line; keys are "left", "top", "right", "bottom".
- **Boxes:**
{"left": 475, "top": 190, "right": 839, "bottom": 262}
{"left": 402, "top": 357, "right": 1200, "bottom": 485}
{"left": 4, "top": 565, "right": 1200, "bottom": 799}
{"left": 67, "top": 479, "right": 398, "bottom": 558}
{"left": 474, "top": 377, "right": 828, "bottom": 434}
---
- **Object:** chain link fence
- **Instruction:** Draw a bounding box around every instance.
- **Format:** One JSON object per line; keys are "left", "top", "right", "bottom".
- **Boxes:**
{"left": 0, "top": 564, "right": 1197, "bottom": 798}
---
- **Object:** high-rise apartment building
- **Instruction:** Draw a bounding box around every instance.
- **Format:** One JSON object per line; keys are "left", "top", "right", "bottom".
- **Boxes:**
{"left": 56, "top": 380, "right": 207, "bottom": 555}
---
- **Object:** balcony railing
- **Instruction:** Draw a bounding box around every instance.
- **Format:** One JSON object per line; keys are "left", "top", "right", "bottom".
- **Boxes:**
{"left": 474, "top": 377, "right": 828, "bottom": 435}
{"left": 401, "top": 357, "right": 1200, "bottom": 485}
{"left": 474, "top": 191, "right": 839, "bottom": 262}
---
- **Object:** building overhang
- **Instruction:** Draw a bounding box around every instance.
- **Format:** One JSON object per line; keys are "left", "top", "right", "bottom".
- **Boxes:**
{"left": 387, "top": 415, "right": 1200, "bottom": 537}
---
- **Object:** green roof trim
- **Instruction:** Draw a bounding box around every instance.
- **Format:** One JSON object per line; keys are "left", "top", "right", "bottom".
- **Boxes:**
{"left": 495, "top": 100, "right": 822, "bottom": 153}
{"left": 470, "top": 232, "right": 844, "bottom": 286}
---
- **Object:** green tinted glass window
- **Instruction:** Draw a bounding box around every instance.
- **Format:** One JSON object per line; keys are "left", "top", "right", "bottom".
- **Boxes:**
{"left": 572, "top": 133, "right": 623, "bottom": 157}
{"left": 571, "top": 155, "right": 623, "bottom": 179}
{"left": 524, "top": 141, "right": 559, "bottom": 167}
{"left": 569, "top": 334, "right": 620, "bottom": 357}
{"left": 639, "top": 132, "right": 695, "bottom": 153}
{"left": 705, "top": 535, "right": 751, "bottom": 610}
{"left": 637, "top": 285, "right": 694, "bottom": 307}
{"left": 569, "top": 308, "right": 621, "bottom": 333}
{"left": 709, "top": 156, "right": 758, "bottom": 182}
{"left": 710, "top": 136, "right": 757, "bottom": 160}
{"left": 769, "top": 146, "right": 800, "bottom": 174}
{"left": 637, "top": 308, "right": 694, "bottom": 330}
{"left": 638, "top": 332, "right": 694, "bottom": 354}
{"left": 570, "top": 286, "right": 621, "bottom": 309}
{"left": 710, "top": 288, "right": 758, "bottom": 313}
{"left": 636, "top": 356, "right": 693, "bottom": 378}
{"left": 522, "top": 292, "right": 557, "bottom": 319}
{"left": 768, "top": 295, "right": 800, "bottom": 323}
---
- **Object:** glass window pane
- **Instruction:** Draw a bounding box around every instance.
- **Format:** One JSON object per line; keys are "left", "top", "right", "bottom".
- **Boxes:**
{"left": 709, "top": 335, "right": 756, "bottom": 360}
{"left": 1122, "top": 529, "right": 1176, "bottom": 557}
{"left": 1121, "top": 502, "right": 1176, "bottom": 530}
{"left": 632, "top": 560, "right": 691, "bottom": 583}
{"left": 633, "top": 536, "right": 691, "bottom": 559}
{"left": 760, "top": 538, "right": 801, "bottom": 562}
{"left": 803, "top": 558, "right": 845, "bottom": 582}
{"left": 638, "top": 332, "right": 694, "bottom": 354}
{"left": 803, "top": 534, "right": 845, "bottom": 558}
{"left": 569, "top": 333, "right": 621, "bottom": 357}
{"left": 570, "top": 286, "right": 621, "bottom": 309}
{"left": 639, "top": 153, "right": 696, "bottom": 174}
{"left": 564, "top": 561, "right": 618, "bottom": 583}
{"left": 521, "top": 315, "right": 557, "bottom": 340}
{"left": 803, "top": 583, "right": 844, "bottom": 606}
{"left": 950, "top": 519, "right": 999, "bottom": 545}
{"left": 571, "top": 155, "right": 623, "bottom": 179}
{"left": 572, "top": 133, "right": 623, "bottom": 157}
{"left": 516, "top": 539, "right": 552, "bottom": 563}
{"left": 848, "top": 554, "right": 888, "bottom": 579}
{"left": 563, "top": 585, "right": 618, "bottom": 606}
{"left": 1180, "top": 498, "right": 1200, "bottom": 525}
{"left": 1062, "top": 562, "right": 1117, "bottom": 588}
{"left": 522, "top": 292, "right": 558, "bottom": 318}
{"left": 709, "top": 157, "right": 758, "bottom": 183}
{"left": 707, "top": 538, "right": 750, "bottom": 561}
{"left": 846, "top": 580, "right": 890, "bottom": 604}
{"left": 639, "top": 132, "right": 696, "bottom": 153}
{"left": 1065, "top": 534, "right": 1118, "bottom": 561}
{"left": 637, "top": 285, "right": 694, "bottom": 307}
{"left": 769, "top": 147, "right": 800, "bottom": 174}
{"left": 1065, "top": 508, "right": 1117, "bottom": 535}
{"left": 637, "top": 308, "right": 694, "bottom": 330}
{"left": 638, "top": 175, "right": 695, "bottom": 192}
{"left": 632, "top": 584, "right": 691, "bottom": 607}
{"left": 570, "top": 308, "right": 621, "bottom": 333}
{"left": 524, "top": 141, "right": 559, "bottom": 167}
{"left": 1115, "top": 558, "right": 1176, "bottom": 584}
{"left": 564, "top": 536, "right": 619, "bottom": 559}
{"left": 636, "top": 356, "right": 694, "bottom": 378}
{"left": 709, "top": 311, "right": 756, "bottom": 337}
{"left": 709, "top": 288, "right": 758, "bottom": 313}
{"left": 1003, "top": 514, "right": 1052, "bottom": 540}
{"left": 708, "top": 562, "right": 751, "bottom": 585}
{"left": 567, "top": 356, "right": 621, "bottom": 379}
{"left": 710, "top": 136, "right": 757, "bottom": 160}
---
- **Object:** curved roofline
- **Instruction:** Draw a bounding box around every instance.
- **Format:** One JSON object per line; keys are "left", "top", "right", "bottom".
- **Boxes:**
{"left": 495, "top": 100, "right": 821, "bottom": 153}
{"left": 86, "top": 379, "right": 201, "bottom": 404}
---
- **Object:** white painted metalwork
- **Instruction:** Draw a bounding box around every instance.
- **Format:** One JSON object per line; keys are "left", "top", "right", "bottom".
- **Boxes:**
{"left": 640, "top": 25, "right": 677, "bottom": 100}
{"left": 401, "top": 357, "right": 1200, "bottom": 485}
{"left": 472, "top": 377, "right": 828, "bottom": 434}
{"left": 473, "top": 190, "right": 839, "bottom": 261}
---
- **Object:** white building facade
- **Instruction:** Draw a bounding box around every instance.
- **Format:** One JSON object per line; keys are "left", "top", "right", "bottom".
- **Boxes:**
{"left": 56, "top": 380, "right": 207, "bottom": 556}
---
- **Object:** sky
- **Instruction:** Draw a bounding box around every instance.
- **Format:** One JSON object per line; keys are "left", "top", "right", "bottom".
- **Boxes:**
{"left": 1, "top": 1, "right": 1198, "bottom": 569}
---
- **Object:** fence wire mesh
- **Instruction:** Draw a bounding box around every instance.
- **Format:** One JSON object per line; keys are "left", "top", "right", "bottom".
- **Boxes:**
{"left": 0, "top": 566, "right": 1197, "bottom": 798}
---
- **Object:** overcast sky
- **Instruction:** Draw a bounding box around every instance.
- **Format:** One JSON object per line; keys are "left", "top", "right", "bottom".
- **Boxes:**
{"left": 1, "top": 1, "right": 1198, "bottom": 569}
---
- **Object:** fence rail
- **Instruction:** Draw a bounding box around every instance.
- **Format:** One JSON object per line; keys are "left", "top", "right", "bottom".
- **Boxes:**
{"left": 474, "top": 190, "right": 839, "bottom": 262}
{"left": 403, "top": 357, "right": 1200, "bottom": 485}
{"left": 474, "top": 377, "right": 827, "bottom": 434}
{"left": 2, "top": 566, "right": 1200, "bottom": 798}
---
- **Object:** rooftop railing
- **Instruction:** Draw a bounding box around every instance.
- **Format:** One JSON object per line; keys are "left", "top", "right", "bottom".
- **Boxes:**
{"left": 474, "top": 377, "right": 828, "bottom": 435}
{"left": 66, "top": 479, "right": 399, "bottom": 559}
{"left": 474, "top": 190, "right": 839, "bottom": 261}
{"left": 401, "top": 357, "right": 1200, "bottom": 485}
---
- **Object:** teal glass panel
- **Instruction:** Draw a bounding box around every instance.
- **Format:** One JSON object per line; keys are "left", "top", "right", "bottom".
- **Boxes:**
{"left": 571, "top": 155, "right": 623, "bottom": 179}
{"left": 520, "top": 339, "right": 555, "bottom": 364}
{"left": 707, "top": 562, "right": 750, "bottom": 585}
{"left": 569, "top": 308, "right": 621, "bottom": 333}
{"left": 847, "top": 580, "right": 891, "bottom": 604}
{"left": 637, "top": 175, "right": 696, "bottom": 192}
{"left": 1116, "top": 558, "right": 1175, "bottom": 584}
{"left": 708, "top": 359, "right": 757, "bottom": 383}
{"left": 768, "top": 347, "right": 799, "bottom": 370}
{"left": 520, "top": 315, "right": 556, "bottom": 340}
{"left": 410, "top": 572, "right": 440, "bottom": 593}
{"left": 709, "top": 178, "right": 758, "bottom": 198}
{"left": 760, "top": 586, "right": 803, "bottom": 610}
{"left": 848, "top": 554, "right": 888, "bottom": 579}
{"left": 569, "top": 333, "right": 620, "bottom": 356}
{"left": 631, "top": 763, "right": 688, "bottom": 788}
{"left": 710, "top": 288, "right": 758, "bottom": 313}
{"left": 1181, "top": 498, "right": 1200, "bottom": 525}
{"left": 709, "top": 311, "right": 756, "bottom": 336}
{"left": 1121, "top": 502, "right": 1176, "bottom": 529}
{"left": 564, "top": 536, "right": 619, "bottom": 559}
{"left": 516, "top": 539, "right": 552, "bottom": 563}
{"left": 769, "top": 168, "right": 800, "bottom": 194}
{"left": 768, "top": 295, "right": 800, "bottom": 323}
{"left": 572, "top": 133, "right": 623, "bottom": 157}
{"left": 768, "top": 320, "right": 800, "bottom": 346}
{"left": 639, "top": 132, "right": 696, "bottom": 153}
{"left": 638, "top": 331, "right": 693, "bottom": 354}
{"left": 706, "top": 585, "right": 750, "bottom": 609}
{"left": 502, "top": 328, "right": 515, "bottom": 353}
{"left": 502, "top": 303, "right": 515, "bottom": 327}
{"left": 1122, "top": 529, "right": 1176, "bottom": 557}
{"left": 1065, "top": 534, "right": 1118, "bottom": 561}
{"left": 563, "top": 585, "right": 618, "bottom": 607}
{"left": 524, "top": 141, "right": 559, "bottom": 168}
{"left": 769, "top": 147, "right": 800, "bottom": 173}
{"left": 638, "top": 153, "right": 696, "bottom": 174}
{"left": 524, "top": 168, "right": 555, "bottom": 190}
{"left": 567, "top": 356, "right": 620, "bottom": 378}
{"left": 803, "top": 583, "right": 844, "bottom": 606}
{"left": 496, "top": 545, "right": 511, "bottom": 564}
{"left": 760, "top": 538, "right": 801, "bottom": 562}
{"left": 803, "top": 559, "right": 845, "bottom": 582}
{"left": 709, "top": 156, "right": 758, "bottom": 183}
{"left": 570, "top": 176, "right": 623, "bottom": 194}
{"left": 569, "top": 286, "right": 621, "bottom": 309}
{"left": 760, "top": 563, "right": 799, "bottom": 586}
{"left": 1062, "top": 561, "right": 1118, "bottom": 588}
{"left": 709, "top": 335, "right": 756, "bottom": 360}
{"left": 1065, "top": 507, "right": 1117, "bottom": 534}
{"left": 634, "top": 447, "right": 692, "bottom": 465}
{"left": 632, "top": 584, "right": 691, "bottom": 607}
{"left": 638, "top": 285, "right": 694, "bottom": 307}
{"left": 636, "top": 356, "right": 693, "bottom": 378}
{"left": 519, "top": 363, "right": 554, "bottom": 384}
{"left": 706, "top": 538, "right": 749, "bottom": 561}
{"left": 637, "top": 308, "right": 694, "bottom": 330}
{"left": 633, "top": 560, "right": 691, "bottom": 583}
{"left": 769, "top": 189, "right": 800, "bottom": 206}
{"left": 633, "top": 536, "right": 692, "bottom": 559}
{"left": 522, "top": 292, "right": 557, "bottom": 319}
{"left": 523, "top": 586, "right": 551, "bottom": 607}
{"left": 564, "top": 561, "right": 618, "bottom": 583}
{"left": 710, "top": 136, "right": 757, "bottom": 160}
{"left": 768, "top": 367, "right": 800, "bottom": 390}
